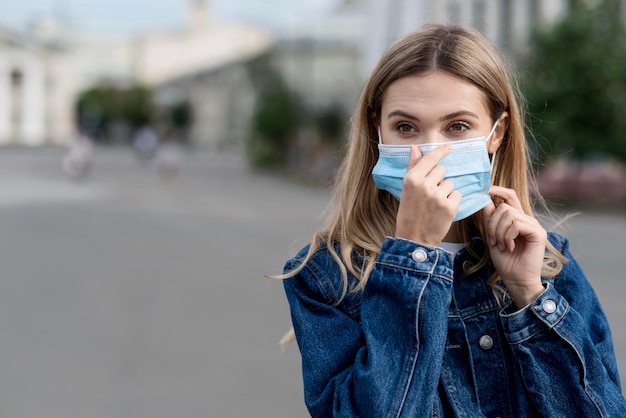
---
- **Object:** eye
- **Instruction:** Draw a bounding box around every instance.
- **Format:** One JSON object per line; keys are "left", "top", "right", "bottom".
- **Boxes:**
{"left": 394, "top": 122, "right": 417, "bottom": 133}
{"left": 447, "top": 121, "right": 470, "bottom": 133}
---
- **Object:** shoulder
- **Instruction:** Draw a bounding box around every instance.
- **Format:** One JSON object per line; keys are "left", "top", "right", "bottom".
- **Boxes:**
{"left": 545, "top": 234, "right": 614, "bottom": 337}
{"left": 283, "top": 240, "right": 363, "bottom": 310}
{"left": 545, "top": 231, "right": 598, "bottom": 302}
{"left": 547, "top": 231, "right": 570, "bottom": 254}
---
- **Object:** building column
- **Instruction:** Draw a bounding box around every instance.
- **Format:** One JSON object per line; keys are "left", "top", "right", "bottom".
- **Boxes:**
{"left": 510, "top": 0, "right": 530, "bottom": 50}
{"left": 363, "top": 0, "right": 393, "bottom": 75}
{"left": 20, "top": 56, "right": 46, "bottom": 145}
{"left": 0, "top": 59, "right": 10, "bottom": 144}
{"left": 484, "top": 0, "right": 502, "bottom": 45}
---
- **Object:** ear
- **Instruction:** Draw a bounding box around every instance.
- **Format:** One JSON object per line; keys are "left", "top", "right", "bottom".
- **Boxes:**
{"left": 487, "top": 111, "right": 509, "bottom": 154}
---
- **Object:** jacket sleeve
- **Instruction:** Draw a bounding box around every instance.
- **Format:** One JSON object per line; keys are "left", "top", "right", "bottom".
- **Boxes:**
{"left": 283, "top": 237, "right": 455, "bottom": 417}
{"left": 500, "top": 234, "right": 626, "bottom": 417}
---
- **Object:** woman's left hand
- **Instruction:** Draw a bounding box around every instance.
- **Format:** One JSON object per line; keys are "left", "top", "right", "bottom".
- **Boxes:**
{"left": 482, "top": 186, "right": 547, "bottom": 308}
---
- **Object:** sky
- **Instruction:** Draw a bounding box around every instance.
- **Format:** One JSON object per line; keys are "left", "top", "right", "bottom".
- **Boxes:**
{"left": 0, "top": 0, "right": 340, "bottom": 36}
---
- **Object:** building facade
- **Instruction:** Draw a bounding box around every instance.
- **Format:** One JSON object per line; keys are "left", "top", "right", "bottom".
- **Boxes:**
{"left": 364, "top": 0, "right": 571, "bottom": 73}
{"left": 271, "top": 12, "right": 364, "bottom": 114}
{"left": 0, "top": 0, "right": 271, "bottom": 148}
{"left": 0, "top": 25, "right": 74, "bottom": 146}
{"left": 137, "top": 0, "right": 272, "bottom": 150}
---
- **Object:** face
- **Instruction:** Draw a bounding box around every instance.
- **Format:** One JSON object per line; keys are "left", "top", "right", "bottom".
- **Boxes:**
{"left": 379, "top": 70, "right": 507, "bottom": 153}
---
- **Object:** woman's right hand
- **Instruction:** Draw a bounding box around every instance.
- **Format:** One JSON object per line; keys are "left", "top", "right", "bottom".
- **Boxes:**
{"left": 394, "top": 144, "right": 461, "bottom": 246}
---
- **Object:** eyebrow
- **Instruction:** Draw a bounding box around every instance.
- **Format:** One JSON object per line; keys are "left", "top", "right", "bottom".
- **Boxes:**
{"left": 440, "top": 110, "right": 481, "bottom": 121}
{"left": 386, "top": 109, "right": 481, "bottom": 121}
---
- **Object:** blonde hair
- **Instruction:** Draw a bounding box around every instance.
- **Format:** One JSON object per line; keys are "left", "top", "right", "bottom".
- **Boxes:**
{"left": 277, "top": 24, "right": 566, "bottom": 345}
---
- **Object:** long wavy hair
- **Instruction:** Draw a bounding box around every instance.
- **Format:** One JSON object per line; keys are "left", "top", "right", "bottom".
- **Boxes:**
{"left": 278, "top": 24, "right": 566, "bottom": 320}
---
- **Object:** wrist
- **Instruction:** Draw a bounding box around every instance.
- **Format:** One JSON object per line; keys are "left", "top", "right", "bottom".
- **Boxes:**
{"left": 507, "top": 282, "right": 546, "bottom": 309}
{"left": 394, "top": 230, "right": 440, "bottom": 247}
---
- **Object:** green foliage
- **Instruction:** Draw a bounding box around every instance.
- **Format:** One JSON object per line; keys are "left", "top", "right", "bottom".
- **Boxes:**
{"left": 523, "top": 0, "right": 626, "bottom": 163}
{"left": 169, "top": 100, "right": 193, "bottom": 129}
{"left": 76, "top": 84, "right": 154, "bottom": 141}
{"left": 246, "top": 54, "right": 304, "bottom": 167}
{"left": 314, "top": 102, "right": 349, "bottom": 147}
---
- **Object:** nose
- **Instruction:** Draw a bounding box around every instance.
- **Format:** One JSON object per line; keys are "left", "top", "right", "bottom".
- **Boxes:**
{"left": 418, "top": 131, "right": 447, "bottom": 144}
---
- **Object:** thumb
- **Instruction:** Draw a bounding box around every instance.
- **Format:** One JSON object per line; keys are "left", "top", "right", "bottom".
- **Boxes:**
{"left": 407, "top": 144, "right": 422, "bottom": 169}
{"left": 482, "top": 201, "right": 496, "bottom": 224}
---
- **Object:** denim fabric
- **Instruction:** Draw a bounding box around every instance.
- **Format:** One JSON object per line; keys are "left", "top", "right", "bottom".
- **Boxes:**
{"left": 283, "top": 233, "right": 626, "bottom": 417}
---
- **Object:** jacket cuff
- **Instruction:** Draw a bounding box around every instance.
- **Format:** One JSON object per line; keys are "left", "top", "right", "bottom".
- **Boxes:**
{"left": 376, "top": 237, "right": 454, "bottom": 280}
{"left": 500, "top": 284, "right": 569, "bottom": 344}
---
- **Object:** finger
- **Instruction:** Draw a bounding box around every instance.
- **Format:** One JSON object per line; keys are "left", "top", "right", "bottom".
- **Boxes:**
{"left": 502, "top": 219, "right": 520, "bottom": 252}
{"left": 493, "top": 205, "right": 517, "bottom": 251}
{"left": 449, "top": 189, "right": 462, "bottom": 208}
{"left": 485, "top": 202, "right": 506, "bottom": 242}
{"left": 486, "top": 203, "right": 514, "bottom": 251}
{"left": 483, "top": 202, "right": 496, "bottom": 220}
{"left": 507, "top": 214, "right": 545, "bottom": 242}
{"left": 407, "top": 144, "right": 422, "bottom": 170}
{"left": 403, "top": 158, "right": 446, "bottom": 193}
{"left": 489, "top": 186, "right": 523, "bottom": 211}
{"left": 413, "top": 143, "right": 452, "bottom": 176}
{"left": 427, "top": 165, "right": 447, "bottom": 186}
{"left": 494, "top": 207, "right": 541, "bottom": 252}
{"left": 439, "top": 179, "right": 455, "bottom": 197}
{"left": 501, "top": 216, "right": 543, "bottom": 252}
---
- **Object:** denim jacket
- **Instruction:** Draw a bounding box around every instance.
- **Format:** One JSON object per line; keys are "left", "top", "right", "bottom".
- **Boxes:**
{"left": 283, "top": 232, "right": 626, "bottom": 417}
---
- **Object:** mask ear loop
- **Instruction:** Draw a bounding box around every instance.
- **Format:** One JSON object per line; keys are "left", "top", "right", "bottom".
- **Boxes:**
{"left": 377, "top": 127, "right": 383, "bottom": 144}
{"left": 487, "top": 117, "right": 501, "bottom": 172}
{"left": 486, "top": 118, "right": 499, "bottom": 144}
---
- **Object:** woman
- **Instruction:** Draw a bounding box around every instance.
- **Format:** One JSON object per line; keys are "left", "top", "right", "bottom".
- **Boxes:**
{"left": 279, "top": 24, "right": 625, "bottom": 417}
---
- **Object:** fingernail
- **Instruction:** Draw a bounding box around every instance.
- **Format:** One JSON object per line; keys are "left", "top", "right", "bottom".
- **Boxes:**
{"left": 498, "top": 242, "right": 505, "bottom": 251}
{"left": 488, "top": 235, "right": 496, "bottom": 246}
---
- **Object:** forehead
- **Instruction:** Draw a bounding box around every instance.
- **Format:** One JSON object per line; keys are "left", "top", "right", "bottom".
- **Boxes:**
{"left": 382, "top": 71, "right": 490, "bottom": 118}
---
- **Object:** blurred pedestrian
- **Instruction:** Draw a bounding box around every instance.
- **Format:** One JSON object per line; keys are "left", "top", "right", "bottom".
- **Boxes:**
{"left": 132, "top": 125, "right": 158, "bottom": 161}
{"left": 155, "top": 140, "right": 183, "bottom": 179}
{"left": 276, "top": 24, "right": 626, "bottom": 417}
{"left": 62, "top": 133, "right": 94, "bottom": 179}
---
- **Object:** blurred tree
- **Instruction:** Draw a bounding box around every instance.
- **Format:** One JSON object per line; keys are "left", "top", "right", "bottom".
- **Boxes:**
{"left": 169, "top": 100, "right": 193, "bottom": 131}
{"left": 315, "top": 102, "right": 349, "bottom": 148}
{"left": 246, "top": 54, "right": 304, "bottom": 167}
{"left": 523, "top": 0, "right": 626, "bottom": 163}
{"left": 76, "top": 84, "right": 154, "bottom": 143}
{"left": 167, "top": 100, "right": 194, "bottom": 143}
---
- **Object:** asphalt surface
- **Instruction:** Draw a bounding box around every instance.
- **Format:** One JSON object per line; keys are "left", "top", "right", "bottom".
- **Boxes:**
{"left": 0, "top": 146, "right": 623, "bottom": 417}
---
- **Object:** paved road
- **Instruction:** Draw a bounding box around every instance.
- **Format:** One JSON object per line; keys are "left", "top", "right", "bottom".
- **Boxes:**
{"left": 0, "top": 146, "right": 623, "bottom": 417}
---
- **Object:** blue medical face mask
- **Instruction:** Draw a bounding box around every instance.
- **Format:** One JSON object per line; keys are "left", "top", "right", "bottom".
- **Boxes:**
{"left": 372, "top": 122, "right": 498, "bottom": 222}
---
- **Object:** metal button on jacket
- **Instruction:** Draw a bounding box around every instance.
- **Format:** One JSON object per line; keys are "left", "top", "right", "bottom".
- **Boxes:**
{"left": 411, "top": 248, "right": 428, "bottom": 262}
{"left": 479, "top": 335, "right": 494, "bottom": 350}
{"left": 542, "top": 299, "right": 557, "bottom": 314}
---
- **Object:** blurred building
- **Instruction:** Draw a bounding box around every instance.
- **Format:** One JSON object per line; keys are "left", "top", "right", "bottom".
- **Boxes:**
{"left": 0, "top": 0, "right": 272, "bottom": 148}
{"left": 271, "top": 0, "right": 365, "bottom": 113}
{"left": 364, "top": 0, "right": 571, "bottom": 73}
{"left": 138, "top": 0, "right": 272, "bottom": 150}
{"left": 0, "top": 21, "right": 73, "bottom": 146}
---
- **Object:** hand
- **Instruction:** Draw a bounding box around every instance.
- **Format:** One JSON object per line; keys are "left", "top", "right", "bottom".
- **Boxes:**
{"left": 395, "top": 144, "right": 461, "bottom": 246}
{"left": 482, "top": 186, "right": 547, "bottom": 308}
